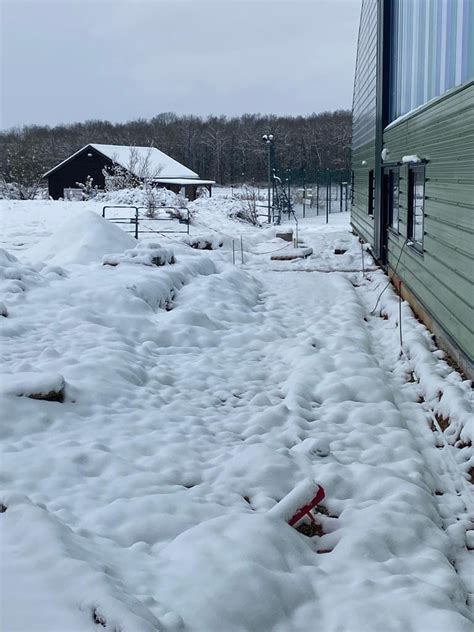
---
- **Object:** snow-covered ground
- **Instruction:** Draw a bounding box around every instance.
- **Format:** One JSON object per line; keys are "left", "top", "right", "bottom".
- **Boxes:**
{"left": 0, "top": 193, "right": 473, "bottom": 632}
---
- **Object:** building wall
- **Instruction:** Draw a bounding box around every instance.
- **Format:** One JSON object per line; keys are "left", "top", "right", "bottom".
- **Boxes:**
{"left": 389, "top": 0, "right": 474, "bottom": 122}
{"left": 383, "top": 80, "right": 474, "bottom": 366}
{"left": 351, "top": 0, "right": 378, "bottom": 246}
{"left": 48, "top": 147, "right": 111, "bottom": 199}
{"left": 351, "top": 0, "right": 473, "bottom": 371}
{"left": 351, "top": 144, "right": 376, "bottom": 244}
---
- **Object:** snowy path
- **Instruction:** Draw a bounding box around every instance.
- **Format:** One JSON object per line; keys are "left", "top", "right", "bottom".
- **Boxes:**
{"left": 1, "top": 205, "right": 473, "bottom": 632}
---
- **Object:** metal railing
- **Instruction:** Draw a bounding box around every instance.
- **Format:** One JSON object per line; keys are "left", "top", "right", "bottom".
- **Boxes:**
{"left": 102, "top": 205, "right": 190, "bottom": 239}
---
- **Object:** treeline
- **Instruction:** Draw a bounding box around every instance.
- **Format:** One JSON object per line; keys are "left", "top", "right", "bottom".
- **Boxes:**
{"left": 0, "top": 110, "right": 351, "bottom": 196}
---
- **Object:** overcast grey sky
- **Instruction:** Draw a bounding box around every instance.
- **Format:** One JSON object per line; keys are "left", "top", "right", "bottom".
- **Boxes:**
{"left": 1, "top": 0, "right": 361, "bottom": 130}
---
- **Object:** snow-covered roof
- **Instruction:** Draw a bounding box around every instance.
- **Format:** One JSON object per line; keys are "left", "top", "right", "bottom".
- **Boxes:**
{"left": 43, "top": 144, "right": 199, "bottom": 179}
{"left": 155, "top": 178, "right": 215, "bottom": 185}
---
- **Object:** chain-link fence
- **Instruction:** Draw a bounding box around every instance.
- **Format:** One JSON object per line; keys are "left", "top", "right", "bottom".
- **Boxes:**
{"left": 272, "top": 168, "right": 351, "bottom": 219}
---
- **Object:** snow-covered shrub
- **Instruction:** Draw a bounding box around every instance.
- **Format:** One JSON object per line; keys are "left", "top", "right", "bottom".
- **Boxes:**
{"left": 229, "top": 185, "right": 262, "bottom": 226}
{"left": 0, "top": 179, "right": 48, "bottom": 200}
{"left": 103, "top": 241, "right": 175, "bottom": 267}
{"left": 181, "top": 234, "right": 223, "bottom": 250}
{"left": 188, "top": 195, "right": 262, "bottom": 227}
{"left": 97, "top": 186, "right": 181, "bottom": 209}
{"left": 233, "top": 184, "right": 266, "bottom": 202}
{"left": 75, "top": 175, "right": 99, "bottom": 200}
{"left": 196, "top": 186, "right": 210, "bottom": 199}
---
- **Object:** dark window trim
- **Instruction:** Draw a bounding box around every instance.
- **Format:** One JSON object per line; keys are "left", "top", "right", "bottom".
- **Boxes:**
{"left": 368, "top": 169, "right": 375, "bottom": 216}
{"left": 407, "top": 163, "right": 426, "bottom": 255}
{"left": 384, "top": 165, "right": 401, "bottom": 234}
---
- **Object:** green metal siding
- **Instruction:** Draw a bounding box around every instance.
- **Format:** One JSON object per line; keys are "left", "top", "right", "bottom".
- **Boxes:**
{"left": 351, "top": 143, "right": 376, "bottom": 244}
{"left": 383, "top": 81, "right": 474, "bottom": 362}
{"left": 351, "top": 0, "right": 378, "bottom": 248}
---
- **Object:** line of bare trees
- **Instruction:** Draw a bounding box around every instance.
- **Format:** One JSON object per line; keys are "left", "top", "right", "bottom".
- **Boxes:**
{"left": 0, "top": 110, "right": 351, "bottom": 198}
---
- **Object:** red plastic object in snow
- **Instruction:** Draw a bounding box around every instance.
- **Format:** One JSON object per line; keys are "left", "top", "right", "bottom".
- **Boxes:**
{"left": 288, "top": 485, "right": 325, "bottom": 526}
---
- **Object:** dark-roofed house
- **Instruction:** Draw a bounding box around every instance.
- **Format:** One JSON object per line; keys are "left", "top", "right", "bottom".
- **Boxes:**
{"left": 44, "top": 144, "right": 215, "bottom": 201}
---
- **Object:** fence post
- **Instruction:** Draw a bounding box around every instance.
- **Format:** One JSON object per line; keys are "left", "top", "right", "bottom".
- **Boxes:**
{"left": 326, "top": 177, "right": 330, "bottom": 223}
{"left": 287, "top": 171, "right": 291, "bottom": 219}
{"left": 240, "top": 236, "right": 244, "bottom": 264}
{"left": 134, "top": 207, "right": 139, "bottom": 239}
{"left": 340, "top": 179, "right": 343, "bottom": 213}
{"left": 303, "top": 181, "right": 306, "bottom": 219}
{"left": 232, "top": 240, "right": 235, "bottom": 265}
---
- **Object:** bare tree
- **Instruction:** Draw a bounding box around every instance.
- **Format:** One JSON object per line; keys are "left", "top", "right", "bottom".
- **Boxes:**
{"left": 0, "top": 111, "right": 352, "bottom": 197}
{"left": 102, "top": 147, "right": 164, "bottom": 217}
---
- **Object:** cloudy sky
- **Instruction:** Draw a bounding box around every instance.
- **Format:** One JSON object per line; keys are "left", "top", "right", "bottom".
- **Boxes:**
{"left": 1, "top": 0, "right": 361, "bottom": 130}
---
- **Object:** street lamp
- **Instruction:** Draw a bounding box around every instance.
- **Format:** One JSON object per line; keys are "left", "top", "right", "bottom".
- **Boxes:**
{"left": 262, "top": 134, "right": 274, "bottom": 223}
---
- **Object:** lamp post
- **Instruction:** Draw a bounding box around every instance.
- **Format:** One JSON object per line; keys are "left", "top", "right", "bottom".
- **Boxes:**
{"left": 262, "top": 134, "right": 274, "bottom": 223}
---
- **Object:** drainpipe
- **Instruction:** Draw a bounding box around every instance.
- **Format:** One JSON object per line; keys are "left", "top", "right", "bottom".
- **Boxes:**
{"left": 374, "top": 0, "right": 392, "bottom": 264}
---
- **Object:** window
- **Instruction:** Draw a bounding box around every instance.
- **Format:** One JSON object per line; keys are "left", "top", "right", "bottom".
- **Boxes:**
{"left": 389, "top": 0, "right": 474, "bottom": 122}
{"left": 368, "top": 169, "right": 374, "bottom": 216}
{"left": 384, "top": 167, "right": 400, "bottom": 232}
{"left": 408, "top": 165, "right": 426, "bottom": 251}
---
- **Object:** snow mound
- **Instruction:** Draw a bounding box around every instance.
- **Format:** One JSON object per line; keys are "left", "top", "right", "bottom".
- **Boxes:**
{"left": 1, "top": 372, "right": 65, "bottom": 401}
{"left": 103, "top": 241, "right": 175, "bottom": 267}
{"left": 0, "top": 493, "right": 164, "bottom": 632}
{"left": 0, "top": 248, "right": 42, "bottom": 296}
{"left": 27, "top": 211, "right": 136, "bottom": 265}
{"left": 156, "top": 513, "right": 318, "bottom": 631}
{"left": 181, "top": 234, "right": 224, "bottom": 250}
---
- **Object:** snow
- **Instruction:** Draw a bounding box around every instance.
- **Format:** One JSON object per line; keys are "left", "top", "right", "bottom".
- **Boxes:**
{"left": 27, "top": 210, "right": 136, "bottom": 265}
{"left": 402, "top": 155, "right": 422, "bottom": 163}
{"left": 267, "top": 479, "right": 323, "bottom": 523}
{"left": 90, "top": 144, "right": 198, "bottom": 179}
{"left": 44, "top": 144, "right": 199, "bottom": 179}
{"left": 0, "top": 372, "right": 65, "bottom": 398}
{"left": 102, "top": 241, "right": 175, "bottom": 267}
{"left": 0, "top": 194, "right": 473, "bottom": 632}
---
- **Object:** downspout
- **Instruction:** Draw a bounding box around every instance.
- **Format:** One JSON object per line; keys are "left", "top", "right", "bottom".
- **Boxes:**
{"left": 374, "top": 0, "right": 392, "bottom": 264}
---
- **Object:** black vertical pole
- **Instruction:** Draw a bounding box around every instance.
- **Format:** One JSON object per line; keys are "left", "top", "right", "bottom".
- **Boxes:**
{"left": 340, "top": 177, "right": 343, "bottom": 212}
{"left": 374, "top": 0, "right": 392, "bottom": 263}
{"left": 316, "top": 177, "right": 319, "bottom": 216}
{"left": 267, "top": 143, "right": 271, "bottom": 224}
{"left": 303, "top": 178, "right": 306, "bottom": 219}
{"left": 326, "top": 174, "right": 329, "bottom": 224}
{"left": 287, "top": 170, "right": 291, "bottom": 217}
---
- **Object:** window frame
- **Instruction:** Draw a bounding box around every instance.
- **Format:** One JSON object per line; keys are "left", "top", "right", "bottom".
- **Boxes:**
{"left": 407, "top": 163, "right": 426, "bottom": 254}
{"left": 385, "top": 165, "right": 400, "bottom": 234}
{"left": 368, "top": 169, "right": 375, "bottom": 216}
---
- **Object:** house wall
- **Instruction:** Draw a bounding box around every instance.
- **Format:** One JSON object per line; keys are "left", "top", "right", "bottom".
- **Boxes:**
{"left": 383, "top": 80, "right": 474, "bottom": 370}
{"left": 48, "top": 147, "right": 111, "bottom": 199}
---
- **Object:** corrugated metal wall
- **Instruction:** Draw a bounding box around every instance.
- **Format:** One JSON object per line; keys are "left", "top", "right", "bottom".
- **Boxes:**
{"left": 351, "top": 0, "right": 378, "bottom": 246}
{"left": 384, "top": 81, "right": 474, "bottom": 362}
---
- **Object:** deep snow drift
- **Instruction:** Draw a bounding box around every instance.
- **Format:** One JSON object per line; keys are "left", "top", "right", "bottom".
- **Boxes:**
{"left": 0, "top": 196, "right": 473, "bottom": 632}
